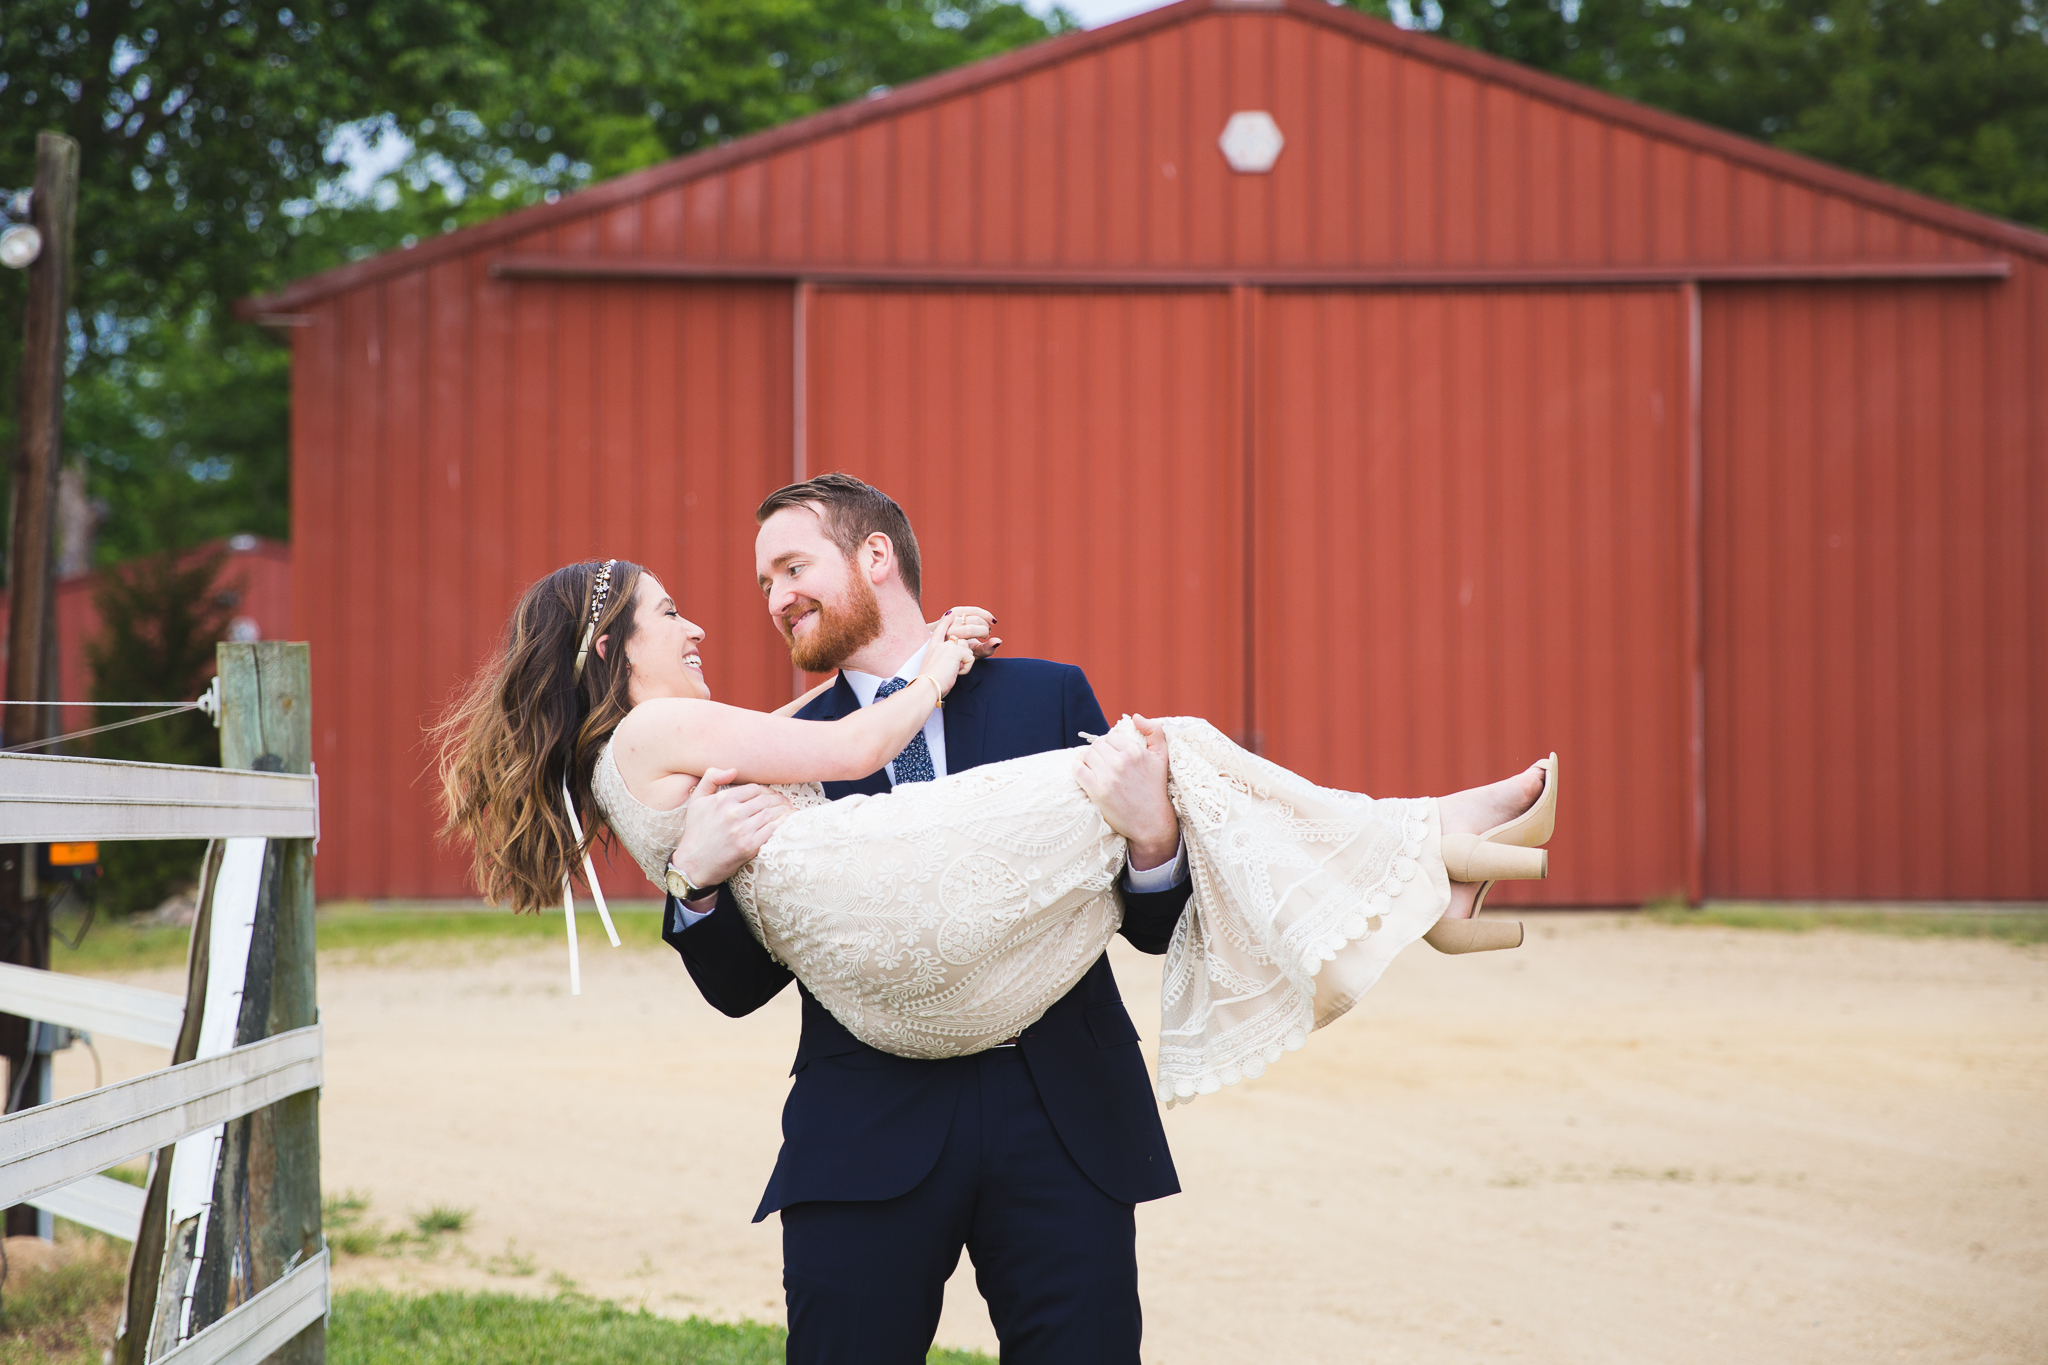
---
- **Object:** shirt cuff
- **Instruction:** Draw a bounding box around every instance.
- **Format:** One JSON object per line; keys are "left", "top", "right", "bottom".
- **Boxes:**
{"left": 672, "top": 897, "right": 716, "bottom": 932}
{"left": 1122, "top": 837, "right": 1187, "bottom": 894}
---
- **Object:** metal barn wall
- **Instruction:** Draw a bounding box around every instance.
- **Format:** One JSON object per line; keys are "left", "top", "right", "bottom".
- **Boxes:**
{"left": 1252, "top": 287, "right": 1694, "bottom": 906}
{"left": 804, "top": 287, "right": 1244, "bottom": 726}
{"left": 1701, "top": 267, "right": 2048, "bottom": 900}
{"left": 523, "top": 5, "right": 2004, "bottom": 276}
{"left": 293, "top": 273, "right": 796, "bottom": 898}
{"left": 263, "top": 0, "right": 2048, "bottom": 900}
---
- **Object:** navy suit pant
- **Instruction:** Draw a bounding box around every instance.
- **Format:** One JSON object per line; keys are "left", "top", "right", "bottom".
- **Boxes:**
{"left": 781, "top": 1046, "right": 1140, "bottom": 1365}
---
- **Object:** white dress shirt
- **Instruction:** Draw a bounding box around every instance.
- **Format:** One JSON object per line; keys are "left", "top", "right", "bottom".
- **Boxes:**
{"left": 841, "top": 644, "right": 950, "bottom": 786}
{"left": 673, "top": 647, "right": 1185, "bottom": 931}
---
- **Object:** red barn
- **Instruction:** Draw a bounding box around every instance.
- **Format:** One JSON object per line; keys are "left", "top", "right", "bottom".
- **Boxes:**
{"left": 244, "top": 0, "right": 2048, "bottom": 904}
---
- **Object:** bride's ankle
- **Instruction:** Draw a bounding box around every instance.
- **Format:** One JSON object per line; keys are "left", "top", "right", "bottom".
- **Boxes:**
{"left": 1438, "top": 765, "right": 1544, "bottom": 838}
{"left": 1442, "top": 880, "right": 1479, "bottom": 920}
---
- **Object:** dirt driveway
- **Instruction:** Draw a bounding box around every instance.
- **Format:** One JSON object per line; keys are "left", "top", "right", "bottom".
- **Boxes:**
{"left": 63, "top": 912, "right": 2046, "bottom": 1363}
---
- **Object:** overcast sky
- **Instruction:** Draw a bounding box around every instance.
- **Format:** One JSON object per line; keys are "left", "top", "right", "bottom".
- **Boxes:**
{"left": 1030, "top": 0, "right": 1175, "bottom": 30}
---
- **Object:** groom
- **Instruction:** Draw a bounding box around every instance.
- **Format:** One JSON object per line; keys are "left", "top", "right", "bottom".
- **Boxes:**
{"left": 660, "top": 473, "right": 1191, "bottom": 1364}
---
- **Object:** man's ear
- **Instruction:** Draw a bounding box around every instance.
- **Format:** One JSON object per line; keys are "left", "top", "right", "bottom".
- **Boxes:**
{"left": 593, "top": 633, "right": 609, "bottom": 660}
{"left": 863, "top": 531, "right": 895, "bottom": 585}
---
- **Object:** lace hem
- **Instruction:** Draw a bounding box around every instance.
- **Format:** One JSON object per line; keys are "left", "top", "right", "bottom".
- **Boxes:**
{"left": 1151, "top": 719, "right": 1447, "bottom": 1107}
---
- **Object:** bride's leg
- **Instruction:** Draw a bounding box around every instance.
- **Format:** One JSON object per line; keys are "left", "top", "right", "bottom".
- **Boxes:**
{"left": 1435, "top": 762, "right": 1548, "bottom": 920}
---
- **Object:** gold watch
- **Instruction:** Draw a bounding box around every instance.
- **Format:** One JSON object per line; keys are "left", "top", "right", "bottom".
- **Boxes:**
{"left": 666, "top": 865, "right": 711, "bottom": 901}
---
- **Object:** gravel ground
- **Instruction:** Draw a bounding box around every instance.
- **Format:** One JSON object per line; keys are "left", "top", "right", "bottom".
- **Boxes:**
{"left": 61, "top": 911, "right": 2047, "bottom": 1364}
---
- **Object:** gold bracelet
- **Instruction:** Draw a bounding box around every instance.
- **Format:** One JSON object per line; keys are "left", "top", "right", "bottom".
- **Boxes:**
{"left": 918, "top": 674, "right": 945, "bottom": 709}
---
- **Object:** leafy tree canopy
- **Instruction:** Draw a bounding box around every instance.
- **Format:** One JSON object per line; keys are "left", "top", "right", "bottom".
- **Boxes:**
{"left": 1348, "top": 0, "right": 2048, "bottom": 230}
{"left": 1, "top": 0, "right": 1068, "bottom": 567}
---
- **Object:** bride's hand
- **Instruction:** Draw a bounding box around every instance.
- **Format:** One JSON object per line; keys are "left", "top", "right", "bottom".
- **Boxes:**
{"left": 932, "top": 604, "right": 1002, "bottom": 659}
{"left": 917, "top": 612, "right": 977, "bottom": 702}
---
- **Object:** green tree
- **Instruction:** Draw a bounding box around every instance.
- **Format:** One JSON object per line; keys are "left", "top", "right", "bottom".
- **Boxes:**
{"left": 83, "top": 544, "right": 236, "bottom": 913}
{"left": 1348, "top": 0, "right": 2048, "bottom": 230}
{"left": 2, "top": 0, "right": 1068, "bottom": 572}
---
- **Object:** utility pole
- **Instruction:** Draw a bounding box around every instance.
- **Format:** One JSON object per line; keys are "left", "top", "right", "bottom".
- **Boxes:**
{"left": 2, "top": 130, "right": 80, "bottom": 1238}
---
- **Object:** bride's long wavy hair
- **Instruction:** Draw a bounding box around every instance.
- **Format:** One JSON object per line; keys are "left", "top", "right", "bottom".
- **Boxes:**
{"left": 434, "top": 559, "right": 645, "bottom": 912}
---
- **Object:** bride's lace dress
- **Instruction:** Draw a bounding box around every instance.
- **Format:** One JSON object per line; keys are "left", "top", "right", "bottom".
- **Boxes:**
{"left": 595, "top": 717, "right": 1448, "bottom": 1106}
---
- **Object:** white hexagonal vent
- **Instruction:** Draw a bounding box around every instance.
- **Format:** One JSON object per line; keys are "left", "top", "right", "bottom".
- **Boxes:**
{"left": 1218, "top": 111, "right": 1285, "bottom": 175}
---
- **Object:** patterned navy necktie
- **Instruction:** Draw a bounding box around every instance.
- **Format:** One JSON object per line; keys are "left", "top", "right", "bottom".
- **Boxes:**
{"left": 871, "top": 676, "right": 938, "bottom": 784}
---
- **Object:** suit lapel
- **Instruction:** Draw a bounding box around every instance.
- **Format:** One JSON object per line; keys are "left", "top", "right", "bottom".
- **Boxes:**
{"left": 802, "top": 673, "right": 892, "bottom": 799}
{"left": 795, "top": 673, "right": 863, "bottom": 723}
{"left": 942, "top": 667, "right": 989, "bottom": 774}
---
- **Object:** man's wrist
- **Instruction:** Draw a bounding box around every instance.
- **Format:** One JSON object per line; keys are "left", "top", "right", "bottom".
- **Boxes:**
{"left": 666, "top": 859, "right": 715, "bottom": 902}
{"left": 1127, "top": 830, "right": 1180, "bottom": 872}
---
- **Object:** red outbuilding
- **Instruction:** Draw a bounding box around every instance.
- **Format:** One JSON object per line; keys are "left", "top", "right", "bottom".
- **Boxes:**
{"left": 244, "top": 0, "right": 2047, "bottom": 905}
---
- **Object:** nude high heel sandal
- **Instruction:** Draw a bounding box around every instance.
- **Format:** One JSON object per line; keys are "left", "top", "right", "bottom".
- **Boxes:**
{"left": 1424, "top": 753, "right": 1558, "bottom": 955}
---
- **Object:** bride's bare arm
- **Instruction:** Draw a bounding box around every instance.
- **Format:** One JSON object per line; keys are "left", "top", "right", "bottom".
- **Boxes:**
{"left": 615, "top": 618, "right": 973, "bottom": 790}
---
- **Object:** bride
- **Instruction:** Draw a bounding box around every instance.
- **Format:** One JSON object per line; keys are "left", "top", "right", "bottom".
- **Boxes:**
{"left": 438, "top": 558, "right": 1557, "bottom": 1105}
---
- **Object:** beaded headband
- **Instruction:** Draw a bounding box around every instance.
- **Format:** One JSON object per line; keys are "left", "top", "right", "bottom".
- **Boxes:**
{"left": 571, "top": 559, "right": 618, "bottom": 681}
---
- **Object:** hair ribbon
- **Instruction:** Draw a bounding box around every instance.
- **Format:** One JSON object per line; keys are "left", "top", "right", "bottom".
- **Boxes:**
{"left": 560, "top": 777, "right": 619, "bottom": 995}
{"left": 564, "top": 558, "right": 621, "bottom": 993}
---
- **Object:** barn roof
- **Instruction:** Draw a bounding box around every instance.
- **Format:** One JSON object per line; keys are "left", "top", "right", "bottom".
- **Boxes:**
{"left": 244, "top": 0, "right": 2048, "bottom": 316}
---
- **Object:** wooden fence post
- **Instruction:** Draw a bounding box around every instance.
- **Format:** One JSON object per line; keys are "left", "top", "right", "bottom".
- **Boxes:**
{"left": 212, "top": 642, "right": 321, "bottom": 1365}
{"left": 110, "top": 842, "right": 222, "bottom": 1365}
{"left": 116, "top": 644, "right": 322, "bottom": 1365}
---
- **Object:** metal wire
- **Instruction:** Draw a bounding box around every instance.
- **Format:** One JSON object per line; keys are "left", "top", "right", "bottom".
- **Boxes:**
{"left": 1, "top": 702, "right": 201, "bottom": 753}
{"left": 0, "top": 699, "right": 200, "bottom": 707}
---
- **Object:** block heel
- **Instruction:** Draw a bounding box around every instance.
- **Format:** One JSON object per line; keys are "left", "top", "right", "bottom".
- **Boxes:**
{"left": 1424, "top": 753, "right": 1558, "bottom": 956}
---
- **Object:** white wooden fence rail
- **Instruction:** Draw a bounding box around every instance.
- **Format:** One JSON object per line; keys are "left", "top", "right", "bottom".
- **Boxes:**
{"left": 4, "top": 728, "right": 327, "bottom": 1363}
{"left": 0, "top": 1024, "right": 322, "bottom": 1209}
{"left": 151, "top": 1249, "right": 330, "bottom": 1365}
{"left": 0, "top": 750, "right": 317, "bottom": 841}
{"left": 0, "top": 960, "right": 186, "bottom": 1049}
{"left": 29, "top": 1169, "right": 147, "bottom": 1240}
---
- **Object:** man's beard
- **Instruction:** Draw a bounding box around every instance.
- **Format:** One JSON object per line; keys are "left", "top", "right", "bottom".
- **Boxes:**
{"left": 782, "top": 571, "right": 884, "bottom": 673}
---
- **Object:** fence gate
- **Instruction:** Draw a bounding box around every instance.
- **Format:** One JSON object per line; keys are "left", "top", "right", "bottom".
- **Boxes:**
{"left": 0, "top": 642, "right": 325, "bottom": 1365}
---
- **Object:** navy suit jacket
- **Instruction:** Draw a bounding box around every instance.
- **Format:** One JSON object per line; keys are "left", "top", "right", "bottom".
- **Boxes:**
{"left": 662, "top": 657, "right": 1190, "bottom": 1221}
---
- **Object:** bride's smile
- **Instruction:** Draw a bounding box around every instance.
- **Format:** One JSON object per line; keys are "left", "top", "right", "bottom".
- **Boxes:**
{"left": 602, "top": 572, "right": 711, "bottom": 705}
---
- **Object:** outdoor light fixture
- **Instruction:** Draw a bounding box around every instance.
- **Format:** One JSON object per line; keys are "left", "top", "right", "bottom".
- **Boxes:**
{"left": 0, "top": 224, "right": 42, "bottom": 269}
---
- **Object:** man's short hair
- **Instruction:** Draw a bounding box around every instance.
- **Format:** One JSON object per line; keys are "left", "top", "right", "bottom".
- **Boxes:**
{"left": 756, "top": 472, "right": 923, "bottom": 603}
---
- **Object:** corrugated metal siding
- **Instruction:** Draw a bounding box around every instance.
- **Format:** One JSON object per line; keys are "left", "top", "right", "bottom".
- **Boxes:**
{"left": 1701, "top": 270, "right": 2048, "bottom": 900}
{"left": 1252, "top": 287, "right": 1693, "bottom": 905}
{"left": 548, "top": 8, "right": 1998, "bottom": 276}
{"left": 804, "top": 287, "right": 1244, "bottom": 724}
{"left": 294, "top": 277, "right": 796, "bottom": 898}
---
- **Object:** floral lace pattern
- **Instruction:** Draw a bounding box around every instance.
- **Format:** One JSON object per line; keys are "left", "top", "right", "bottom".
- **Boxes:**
{"left": 594, "top": 718, "right": 1447, "bottom": 1105}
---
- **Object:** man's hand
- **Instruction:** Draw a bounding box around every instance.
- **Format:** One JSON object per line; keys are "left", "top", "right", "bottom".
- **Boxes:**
{"left": 1074, "top": 715, "right": 1179, "bottom": 872}
{"left": 667, "top": 767, "right": 792, "bottom": 899}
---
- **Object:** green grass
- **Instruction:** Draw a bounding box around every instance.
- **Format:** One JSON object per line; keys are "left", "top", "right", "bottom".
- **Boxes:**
{"left": 328, "top": 1289, "right": 995, "bottom": 1363}
{"left": 0, "top": 1225, "right": 128, "bottom": 1365}
{"left": 412, "top": 1204, "right": 472, "bottom": 1237}
{"left": 51, "top": 903, "right": 672, "bottom": 975}
{"left": 1642, "top": 902, "right": 2048, "bottom": 944}
{"left": 3, "top": 1257, "right": 995, "bottom": 1365}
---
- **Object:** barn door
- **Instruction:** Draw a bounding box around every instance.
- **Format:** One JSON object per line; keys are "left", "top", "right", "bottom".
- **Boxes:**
{"left": 1251, "top": 288, "right": 1695, "bottom": 906}
{"left": 802, "top": 287, "right": 1246, "bottom": 724}
{"left": 1701, "top": 282, "right": 2041, "bottom": 901}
